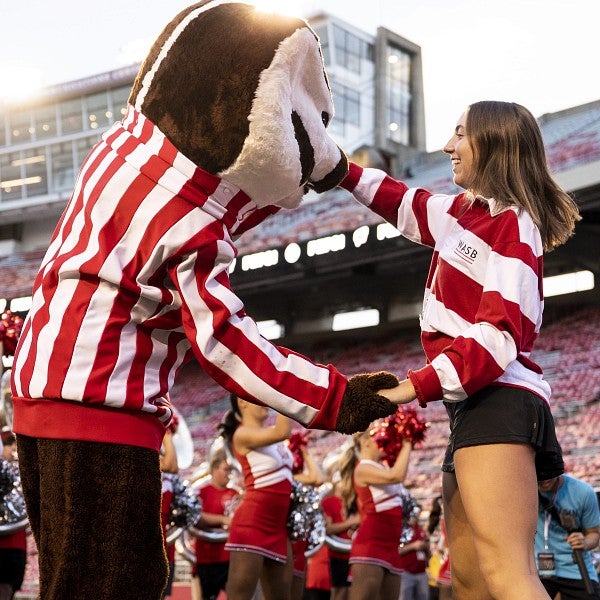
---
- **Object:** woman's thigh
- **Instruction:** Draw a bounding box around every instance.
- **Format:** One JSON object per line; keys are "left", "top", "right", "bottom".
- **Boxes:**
{"left": 446, "top": 443, "right": 545, "bottom": 598}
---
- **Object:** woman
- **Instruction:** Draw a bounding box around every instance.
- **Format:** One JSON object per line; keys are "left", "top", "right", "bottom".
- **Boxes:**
{"left": 290, "top": 441, "right": 324, "bottom": 600}
{"left": 321, "top": 471, "right": 360, "bottom": 600}
{"left": 194, "top": 448, "right": 240, "bottom": 600}
{"left": 341, "top": 101, "right": 580, "bottom": 599}
{"left": 159, "top": 430, "right": 178, "bottom": 600}
{"left": 338, "top": 430, "right": 412, "bottom": 600}
{"left": 220, "top": 394, "right": 294, "bottom": 600}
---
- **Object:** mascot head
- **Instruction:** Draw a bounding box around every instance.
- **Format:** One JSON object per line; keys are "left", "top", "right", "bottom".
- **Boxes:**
{"left": 129, "top": 0, "right": 348, "bottom": 209}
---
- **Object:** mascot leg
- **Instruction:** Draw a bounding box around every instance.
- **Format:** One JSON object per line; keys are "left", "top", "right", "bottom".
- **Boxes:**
{"left": 17, "top": 435, "right": 168, "bottom": 600}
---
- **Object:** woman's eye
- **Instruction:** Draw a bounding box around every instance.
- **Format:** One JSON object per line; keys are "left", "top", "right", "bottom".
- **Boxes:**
{"left": 321, "top": 112, "right": 330, "bottom": 127}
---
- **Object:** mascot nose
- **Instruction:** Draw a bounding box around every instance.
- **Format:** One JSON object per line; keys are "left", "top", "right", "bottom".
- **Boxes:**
{"left": 309, "top": 150, "right": 349, "bottom": 193}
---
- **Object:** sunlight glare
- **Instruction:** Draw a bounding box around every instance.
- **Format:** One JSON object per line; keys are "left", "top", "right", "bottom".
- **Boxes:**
{"left": 250, "top": 0, "right": 306, "bottom": 17}
{"left": 0, "top": 62, "right": 42, "bottom": 103}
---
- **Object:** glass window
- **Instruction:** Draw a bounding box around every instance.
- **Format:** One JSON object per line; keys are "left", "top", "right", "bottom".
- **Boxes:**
{"left": 51, "top": 141, "right": 76, "bottom": 192}
{"left": 76, "top": 136, "right": 99, "bottom": 170}
{"left": 331, "top": 82, "right": 360, "bottom": 127}
{"left": 110, "top": 85, "right": 131, "bottom": 119}
{"left": 0, "top": 115, "right": 6, "bottom": 147}
{"left": 385, "top": 44, "right": 412, "bottom": 145}
{"left": 33, "top": 105, "right": 58, "bottom": 140}
{"left": 0, "top": 151, "right": 25, "bottom": 202}
{"left": 23, "top": 147, "right": 48, "bottom": 197}
{"left": 332, "top": 25, "right": 365, "bottom": 74}
{"left": 8, "top": 109, "right": 33, "bottom": 144}
{"left": 60, "top": 98, "right": 83, "bottom": 135}
{"left": 85, "top": 91, "right": 110, "bottom": 130}
{"left": 313, "top": 25, "right": 330, "bottom": 67}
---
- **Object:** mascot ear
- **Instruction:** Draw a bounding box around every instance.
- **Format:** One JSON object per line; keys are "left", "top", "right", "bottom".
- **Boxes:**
{"left": 220, "top": 26, "right": 348, "bottom": 209}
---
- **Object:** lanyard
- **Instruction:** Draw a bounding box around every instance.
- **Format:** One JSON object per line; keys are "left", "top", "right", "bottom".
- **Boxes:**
{"left": 541, "top": 481, "right": 561, "bottom": 550}
{"left": 544, "top": 512, "right": 552, "bottom": 550}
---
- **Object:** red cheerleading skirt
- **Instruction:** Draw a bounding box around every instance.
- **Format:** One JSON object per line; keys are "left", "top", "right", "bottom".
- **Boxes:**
{"left": 349, "top": 507, "right": 403, "bottom": 575}
{"left": 225, "top": 480, "right": 291, "bottom": 563}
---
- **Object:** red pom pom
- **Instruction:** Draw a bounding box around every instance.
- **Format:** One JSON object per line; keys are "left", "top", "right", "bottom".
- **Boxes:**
{"left": 287, "top": 431, "right": 308, "bottom": 474}
{"left": 369, "top": 406, "right": 429, "bottom": 466}
{"left": 0, "top": 311, "right": 24, "bottom": 357}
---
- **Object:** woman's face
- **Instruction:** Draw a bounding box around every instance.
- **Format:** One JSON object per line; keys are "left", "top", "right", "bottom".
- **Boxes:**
{"left": 444, "top": 110, "right": 475, "bottom": 190}
{"left": 242, "top": 400, "right": 269, "bottom": 422}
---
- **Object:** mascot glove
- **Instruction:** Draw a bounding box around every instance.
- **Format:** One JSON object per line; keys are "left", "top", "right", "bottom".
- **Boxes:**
{"left": 335, "top": 372, "right": 399, "bottom": 434}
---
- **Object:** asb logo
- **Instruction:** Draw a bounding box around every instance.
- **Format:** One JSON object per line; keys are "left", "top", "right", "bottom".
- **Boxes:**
{"left": 454, "top": 239, "right": 478, "bottom": 263}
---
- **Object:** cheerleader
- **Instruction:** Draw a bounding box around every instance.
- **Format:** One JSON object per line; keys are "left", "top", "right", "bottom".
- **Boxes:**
{"left": 339, "top": 430, "right": 412, "bottom": 600}
{"left": 321, "top": 471, "right": 360, "bottom": 600}
{"left": 290, "top": 442, "right": 324, "bottom": 600}
{"left": 220, "top": 394, "right": 294, "bottom": 600}
{"left": 194, "top": 448, "right": 240, "bottom": 600}
{"left": 159, "top": 430, "right": 178, "bottom": 600}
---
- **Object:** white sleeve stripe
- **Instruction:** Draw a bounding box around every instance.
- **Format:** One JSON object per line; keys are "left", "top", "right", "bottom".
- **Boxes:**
{"left": 431, "top": 353, "right": 465, "bottom": 403}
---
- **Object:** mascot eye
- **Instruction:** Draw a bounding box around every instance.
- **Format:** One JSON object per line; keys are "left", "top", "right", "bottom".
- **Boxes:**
{"left": 321, "top": 112, "right": 330, "bottom": 128}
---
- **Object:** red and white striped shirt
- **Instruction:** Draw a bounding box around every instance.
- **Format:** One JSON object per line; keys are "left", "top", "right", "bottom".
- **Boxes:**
{"left": 354, "top": 460, "right": 405, "bottom": 513}
{"left": 10, "top": 107, "right": 347, "bottom": 450}
{"left": 236, "top": 441, "right": 294, "bottom": 491}
{"left": 341, "top": 162, "right": 551, "bottom": 406}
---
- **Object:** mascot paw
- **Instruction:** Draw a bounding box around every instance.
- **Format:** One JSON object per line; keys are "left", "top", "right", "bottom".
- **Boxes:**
{"left": 335, "top": 372, "right": 399, "bottom": 434}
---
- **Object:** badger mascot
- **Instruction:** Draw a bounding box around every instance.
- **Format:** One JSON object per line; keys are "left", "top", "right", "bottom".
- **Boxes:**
{"left": 10, "top": 2, "right": 400, "bottom": 597}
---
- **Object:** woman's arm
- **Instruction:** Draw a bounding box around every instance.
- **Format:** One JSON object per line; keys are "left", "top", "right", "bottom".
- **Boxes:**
{"left": 234, "top": 413, "right": 293, "bottom": 453}
{"left": 354, "top": 439, "right": 412, "bottom": 486}
{"left": 294, "top": 447, "right": 324, "bottom": 486}
{"left": 159, "top": 430, "right": 178, "bottom": 474}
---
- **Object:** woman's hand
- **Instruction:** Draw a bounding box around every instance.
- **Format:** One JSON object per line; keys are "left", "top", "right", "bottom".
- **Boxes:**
{"left": 377, "top": 379, "right": 417, "bottom": 404}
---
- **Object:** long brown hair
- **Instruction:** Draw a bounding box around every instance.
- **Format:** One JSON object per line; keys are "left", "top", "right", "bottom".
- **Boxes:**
{"left": 466, "top": 101, "right": 581, "bottom": 252}
{"left": 338, "top": 432, "right": 366, "bottom": 513}
{"left": 217, "top": 394, "right": 241, "bottom": 449}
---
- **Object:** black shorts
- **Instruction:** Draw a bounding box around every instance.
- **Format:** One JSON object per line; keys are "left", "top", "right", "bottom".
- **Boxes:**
{"left": 441, "top": 385, "right": 564, "bottom": 481}
{"left": 0, "top": 548, "right": 27, "bottom": 590}
{"left": 330, "top": 557, "right": 351, "bottom": 588}
{"left": 196, "top": 562, "right": 229, "bottom": 599}
{"left": 541, "top": 575, "right": 600, "bottom": 599}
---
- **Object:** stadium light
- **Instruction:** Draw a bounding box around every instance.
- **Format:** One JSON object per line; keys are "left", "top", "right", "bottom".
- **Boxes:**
{"left": 543, "top": 270, "right": 594, "bottom": 298}
{"left": 257, "top": 319, "right": 284, "bottom": 340}
{"left": 0, "top": 299, "right": 6, "bottom": 312}
{"left": 284, "top": 243, "right": 301, "bottom": 264}
{"left": 352, "top": 225, "right": 370, "bottom": 248}
{"left": 332, "top": 308, "right": 379, "bottom": 331}
{"left": 306, "top": 233, "right": 346, "bottom": 257}
{"left": 241, "top": 249, "right": 279, "bottom": 271}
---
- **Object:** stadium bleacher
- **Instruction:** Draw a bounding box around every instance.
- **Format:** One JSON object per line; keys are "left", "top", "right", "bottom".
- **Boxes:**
{"left": 170, "top": 305, "right": 600, "bottom": 499}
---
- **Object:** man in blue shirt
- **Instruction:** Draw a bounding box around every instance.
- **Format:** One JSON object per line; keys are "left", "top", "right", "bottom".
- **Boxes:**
{"left": 536, "top": 473, "right": 600, "bottom": 599}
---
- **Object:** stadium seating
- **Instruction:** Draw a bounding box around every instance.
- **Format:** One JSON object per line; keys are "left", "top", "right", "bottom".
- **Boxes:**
{"left": 170, "top": 305, "right": 600, "bottom": 501}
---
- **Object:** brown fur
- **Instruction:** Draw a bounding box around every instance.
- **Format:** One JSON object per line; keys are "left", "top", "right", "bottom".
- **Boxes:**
{"left": 335, "top": 372, "right": 399, "bottom": 434}
{"left": 129, "top": 2, "right": 309, "bottom": 173}
{"left": 17, "top": 436, "right": 168, "bottom": 600}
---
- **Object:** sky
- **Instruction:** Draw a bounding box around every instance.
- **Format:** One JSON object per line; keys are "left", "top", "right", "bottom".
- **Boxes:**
{"left": 1, "top": 0, "right": 599, "bottom": 151}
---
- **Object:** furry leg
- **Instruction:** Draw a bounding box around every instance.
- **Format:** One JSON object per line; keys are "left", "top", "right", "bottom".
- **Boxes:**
{"left": 17, "top": 435, "right": 168, "bottom": 600}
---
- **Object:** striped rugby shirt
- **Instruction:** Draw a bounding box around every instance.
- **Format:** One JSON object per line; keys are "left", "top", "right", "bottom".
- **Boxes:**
{"left": 341, "top": 161, "right": 551, "bottom": 406}
{"left": 10, "top": 107, "right": 347, "bottom": 450}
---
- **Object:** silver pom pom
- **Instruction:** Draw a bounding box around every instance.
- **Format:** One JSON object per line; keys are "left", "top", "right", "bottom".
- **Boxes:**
{"left": 287, "top": 480, "right": 326, "bottom": 553}
{"left": 169, "top": 475, "right": 202, "bottom": 529}
{"left": 0, "top": 459, "right": 28, "bottom": 534}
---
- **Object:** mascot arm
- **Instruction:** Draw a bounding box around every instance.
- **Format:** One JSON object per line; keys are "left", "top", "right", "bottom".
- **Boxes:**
{"left": 170, "top": 243, "right": 398, "bottom": 434}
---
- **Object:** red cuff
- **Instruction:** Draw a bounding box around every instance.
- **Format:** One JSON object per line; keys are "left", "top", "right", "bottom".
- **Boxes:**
{"left": 408, "top": 365, "right": 443, "bottom": 406}
{"left": 339, "top": 162, "right": 363, "bottom": 192}
{"left": 306, "top": 370, "right": 347, "bottom": 431}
